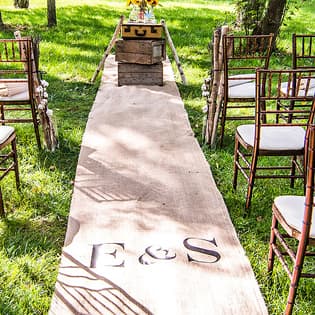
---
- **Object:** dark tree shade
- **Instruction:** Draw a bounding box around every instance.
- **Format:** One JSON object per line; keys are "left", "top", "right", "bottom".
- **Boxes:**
{"left": 0, "top": 11, "right": 4, "bottom": 28}
{"left": 47, "top": 0, "right": 57, "bottom": 27}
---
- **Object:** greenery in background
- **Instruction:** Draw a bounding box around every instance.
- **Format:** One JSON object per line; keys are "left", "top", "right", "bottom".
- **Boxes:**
{"left": 0, "top": 0, "right": 314, "bottom": 314}
{"left": 234, "top": 0, "right": 266, "bottom": 33}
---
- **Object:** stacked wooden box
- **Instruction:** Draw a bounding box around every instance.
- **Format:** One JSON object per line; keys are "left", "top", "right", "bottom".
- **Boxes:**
{"left": 116, "top": 23, "right": 166, "bottom": 86}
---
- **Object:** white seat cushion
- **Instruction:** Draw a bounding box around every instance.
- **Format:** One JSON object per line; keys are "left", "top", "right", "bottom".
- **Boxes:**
{"left": 228, "top": 81, "right": 256, "bottom": 98}
{"left": 0, "top": 125, "right": 15, "bottom": 144}
{"left": 280, "top": 79, "right": 315, "bottom": 97}
{"left": 228, "top": 73, "right": 256, "bottom": 87}
{"left": 237, "top": 124, "right": 305, "bottom": 151}
{"left": 274, "top": 195, "right": 315, "bottom": 238}
{"left": 0, "top": 80, "right": 29, "bottom": 101}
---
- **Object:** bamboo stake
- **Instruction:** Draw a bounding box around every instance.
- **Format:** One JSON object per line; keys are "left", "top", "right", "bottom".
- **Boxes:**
{"left": 204, "top": 28, "right": 221, "bottom": 144}
{"left": 210, "top": 25, "right": 229, "bottom": 148}
{"left": 90, "top": 15, "right": 124, "bottom": 83}
{"left": 161, "top": 19, "right": 187, "bottom": 85}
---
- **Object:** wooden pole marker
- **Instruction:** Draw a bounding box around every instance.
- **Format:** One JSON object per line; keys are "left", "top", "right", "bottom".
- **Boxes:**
{"left": 161, "top": 19, "right": 187, "bottom": 85}
{"left": 90, "top": 15, "right": 124, "bottom": 83}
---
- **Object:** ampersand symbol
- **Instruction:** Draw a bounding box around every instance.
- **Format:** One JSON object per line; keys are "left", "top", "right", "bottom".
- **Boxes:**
{"left": 139, "top": 245, "right": 176, "bottom": 265}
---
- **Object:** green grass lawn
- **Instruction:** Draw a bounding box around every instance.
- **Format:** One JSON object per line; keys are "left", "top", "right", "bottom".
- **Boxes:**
{"left": 0, "top": 0, "right": 314, "bottom": 314}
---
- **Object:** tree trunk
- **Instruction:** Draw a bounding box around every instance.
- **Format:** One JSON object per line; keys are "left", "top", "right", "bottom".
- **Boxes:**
{"left": 47, "top": 0, "right": 57, "bottom": 27}
{"left": 14, "top": 0, "right": 29, "bottom": 8}
{"left": 0, "top": 12, "right": 4, "bottom": 28}
{"left": 252, "top": 0, "right": 287, "bottom": 49}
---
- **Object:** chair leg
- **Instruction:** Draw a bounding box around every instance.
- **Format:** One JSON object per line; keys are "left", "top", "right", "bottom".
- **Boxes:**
{"left": 0, "top": 186, "right": 4, "bottom": 217}
{"left": 290, "top": 155, "right": 296, "bottom": 188}
{"left": 268, "top": 214, "right": 278, "bottom": 273}
{"left": 34, "top": 121, "right": 41, "bottom": 149}
{"left": 233, "top": 137, "right": 240, "bottom": 190}
{"left": 30, "top": 101, "right": 41, "bottom": 149}
{"left": 285, "top": 294, "right": 296, "bottom": 315}
{"left": 285, "top": 240, "right": 307, "bottom": 315}
{"left": 0, "top": 103, "right": 4, "bottom": 125}
{"left": 219, "top": 101, "right": 227, "bottom": 147}
{"left": 245, "top": 151, "right": 258, "bottom": 209}
{"left": 11, "top": 136, "right": 20, "bottom": 189}
{"left": 285, "top": 269, "right": 302, "bottom": 315}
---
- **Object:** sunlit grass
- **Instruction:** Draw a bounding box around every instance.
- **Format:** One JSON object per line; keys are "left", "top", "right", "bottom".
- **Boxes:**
{"left": 0, "top": 0, "right": 315, "bottom": 314}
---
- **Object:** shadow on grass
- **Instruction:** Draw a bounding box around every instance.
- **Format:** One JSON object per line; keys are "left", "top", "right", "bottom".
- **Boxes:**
{"left": 1, "top": 215, "right": 66, "bottom": 257}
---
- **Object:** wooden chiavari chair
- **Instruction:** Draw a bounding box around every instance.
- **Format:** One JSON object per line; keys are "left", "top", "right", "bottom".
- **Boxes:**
{"left": 233, "top": 68, "right": 315, "bottom": 210}
{"left": 267, "top": 123, "right": 315, "bottom": 315}
{"left": 219, "top": 33, "right": 274, "bottom": 146}
{"left": 0, "top": 38, "right": 41, "bottom": 148}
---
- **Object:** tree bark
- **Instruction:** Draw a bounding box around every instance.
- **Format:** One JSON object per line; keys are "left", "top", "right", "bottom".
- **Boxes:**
{"left": 47, "top": 0, "right": 57, "bottom": 27}
{"left": 0, "top": 12, "right": 4, "bottom": 28}
{"left": 252, "top": 0, "right": 287, "bottom": 49}
{"left": 14, "top": 0, "right": 29, "bottom": 8}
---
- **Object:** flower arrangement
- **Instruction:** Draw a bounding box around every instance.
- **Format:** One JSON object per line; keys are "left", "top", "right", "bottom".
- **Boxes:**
{"left": 127, "top": 0, "right": 159, "bottom": 9}
{"left": 126, "top": 0, "right": 159, "bottom": 23}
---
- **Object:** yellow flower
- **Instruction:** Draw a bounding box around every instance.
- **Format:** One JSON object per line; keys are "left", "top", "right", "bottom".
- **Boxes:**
{"left": 147, "top": 0, "right": 158, "bottom": 6}
{"left": 127, "top": 0, "right": 159, "bottom": 7}
{"left": 127, "top": 0, "right": 140, "bottom": 6}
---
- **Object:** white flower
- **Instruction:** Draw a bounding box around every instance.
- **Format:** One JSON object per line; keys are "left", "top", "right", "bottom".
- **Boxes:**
{"left": 202, "top": 105, "right": 208, "bottom": 113}
{"left": 202, "top": 91, "right": 210, "bottom": 97}
{"left": 46, "top": 109, "right": 53, "bottom": 117}
{"left": 41, "top": 80, "right": 49, "bottom": 88}
{"left": 204, "top": 77, "right": 211, "bottom": 84}
{"left": 201, "top": 83, "right": 208, "bottom": 91}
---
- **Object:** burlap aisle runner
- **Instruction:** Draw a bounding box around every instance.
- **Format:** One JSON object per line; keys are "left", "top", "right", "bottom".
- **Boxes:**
{"left": 49, "top": 55, "right": 268, "bottom": 315}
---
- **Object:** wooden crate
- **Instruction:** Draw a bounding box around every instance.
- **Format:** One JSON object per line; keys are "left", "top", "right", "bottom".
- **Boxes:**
{"left": 121, "top": 23, "right": 163, "bottom": 39}
{"left": 118, "top": 62, "right": 163, "bottom": 86}
{"left": 115, "top": 39, "right": 166, "bottom": 65}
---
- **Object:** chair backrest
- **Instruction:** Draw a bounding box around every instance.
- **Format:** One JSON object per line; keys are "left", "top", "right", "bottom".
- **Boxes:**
{"left": 0, "top": 38, "right": 35, "bottom": 97}
{"left": 223, "top": 34, "right": 274, "bottom": 84}
{"left": 292, "top": 34, "right": 315, "bottom": 69}
{"left": 255, "top": 68, "right": 315, "bottom": 130}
